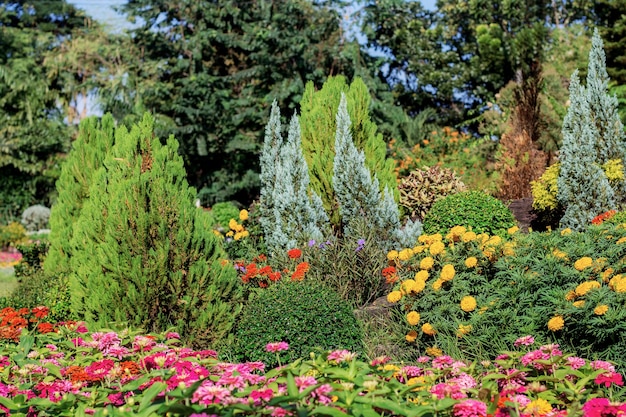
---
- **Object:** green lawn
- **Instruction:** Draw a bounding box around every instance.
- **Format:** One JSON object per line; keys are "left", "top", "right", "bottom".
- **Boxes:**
{"left": 0, "top": 268, "right": 17, "bottom": 297}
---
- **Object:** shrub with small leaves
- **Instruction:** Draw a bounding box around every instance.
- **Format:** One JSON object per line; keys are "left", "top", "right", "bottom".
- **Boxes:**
{"left": 398, "top": 165, "right": 467, "bottom": 221}
{"left": 208, "top": 201, "right": 241, "bottom": 230}
{"left": 423, "top": 191, "right": 516, "bottom": 237}
{"left": 0, "top": 222, "right": 27, "bottom": 249}
{"left": 233, "top": 280, "right": 363, "bottom": 368}
{"left": 20, "top": 205, "right": 51, "bottom": 232}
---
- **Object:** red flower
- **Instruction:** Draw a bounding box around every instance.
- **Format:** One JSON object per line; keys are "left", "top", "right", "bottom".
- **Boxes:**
{"left": 287, "top": 248, "right": 302, "bottom": 259}
{"left": 31, "top": 306, "right": 50, "bottom": 319}
{"left": 37, "top": 323, "right": 55, "bottom": 334}
{"left": 595, "top": 372, "right": 624, "bottom": 388}
{"left": 592, "top": 210, "right": 617, "bottom": 225}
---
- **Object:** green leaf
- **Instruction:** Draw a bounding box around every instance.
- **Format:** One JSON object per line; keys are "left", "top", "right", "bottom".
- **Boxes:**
{"left": 138, "top": 382, "right": 168, "bottom": 412}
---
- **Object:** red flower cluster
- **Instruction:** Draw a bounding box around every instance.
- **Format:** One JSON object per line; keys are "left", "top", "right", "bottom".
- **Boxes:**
{"left": 382, "top": 266, "right": 398, "bottom": 284}
{"left": 592, "top": 210, "right": 617, "bottom": 225}
{"left": 287, "top": 248, "right": 302, "bottom": 259}
{"left": 290, "top": 262, "right": 310, "bottom": 281}
{"left": 235, "top": 249, "right": 311, "bottom": 287}
{"left": 0, "top": 306, "right": 54, "bottom": 341}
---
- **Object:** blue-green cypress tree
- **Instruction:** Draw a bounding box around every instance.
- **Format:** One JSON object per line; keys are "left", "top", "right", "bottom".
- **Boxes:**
{"left": 69, "top": 113, "right": 241, "bottom": 348}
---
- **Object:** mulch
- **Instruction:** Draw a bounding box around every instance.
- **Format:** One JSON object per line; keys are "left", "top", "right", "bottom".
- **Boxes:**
{"left": 506, "top": 197, "right": 536, "bottom": 233}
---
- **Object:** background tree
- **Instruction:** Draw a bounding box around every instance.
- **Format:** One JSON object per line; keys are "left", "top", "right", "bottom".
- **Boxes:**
{"left": 106, "top": 0, "right": 361, "bottom": 206}
{"left": 0, "top": 1, "right": 92, "bottom": 218}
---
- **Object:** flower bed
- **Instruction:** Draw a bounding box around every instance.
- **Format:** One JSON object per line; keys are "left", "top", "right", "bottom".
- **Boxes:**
{"left": 0, "top": 251, "right": 21, "bottom": 268}
{"left": 1, "top": 307, "right": 625, "bottom": 416}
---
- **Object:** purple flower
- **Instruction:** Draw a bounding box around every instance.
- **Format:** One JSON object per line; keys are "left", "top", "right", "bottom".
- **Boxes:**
{"left": 308, "top": 239, "right": 316, "bottom": 247}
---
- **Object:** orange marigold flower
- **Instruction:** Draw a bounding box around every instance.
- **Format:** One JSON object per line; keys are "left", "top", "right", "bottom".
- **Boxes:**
{"left": 287, "top": 248, "right": 302, "bottom": 259}
{"left": 37, "top": 322, "right": 55, "bottom": 334}
{"left": 31, "top": 306, "right": 49, "bottom": 319}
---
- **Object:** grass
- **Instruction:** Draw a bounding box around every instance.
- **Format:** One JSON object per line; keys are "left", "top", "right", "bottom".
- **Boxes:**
{"left": 0, "top": 268, "right": 17, "bottom": 298}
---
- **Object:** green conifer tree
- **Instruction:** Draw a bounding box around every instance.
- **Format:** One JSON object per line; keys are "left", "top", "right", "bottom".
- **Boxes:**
{"left": 558, "top": 71, "right": 615, "bottom": 230}
{"left": 69, "top": 113, "right": 241, "bottom": 347}
{"left": 44, "top": 115, "right": 116, "bottom": 278}
{"left": 299, "top": 76, "right": 397, "bottom": 228}
{"left": 333, "top": 94, "right": 422, "bottom": 248}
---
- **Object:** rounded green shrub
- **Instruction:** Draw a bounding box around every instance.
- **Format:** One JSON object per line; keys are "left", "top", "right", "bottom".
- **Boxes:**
{"left": 234, "top": 281, "right": 363, "bottom": 367}
{"left": 422, "top": 190, "right": 516, "bottom": 237}
{"left": 0, "top": 222, "right": 28, "bottom": 249}
{"left": 209, "top": 202, "right": 241, "bottom": 229}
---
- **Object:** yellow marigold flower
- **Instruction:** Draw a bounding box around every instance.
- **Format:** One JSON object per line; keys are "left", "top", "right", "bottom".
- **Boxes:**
{"left": 574, "top": 257, "right": 593, "bottom": 271}
{"left": 617, "top": 236, "right": 626, "bottom": 245}
{"left": 420, "top": 257, "right": 435, "bottom": 270}
{"left": 547, "top": 315, "right": 564, "bottom": 332}
{"left": 440, "top": 264, "right": 456, "bottom": 281}
{"left": 411, "top": 279, "right": 426, "bottom": 294}
{"left": 405, "top": 330, "right": 418, "bottom": 342}
{"left": 234, "top": 232, "right": 243, "bottom": 240}
{"left": 242, "top": 230, "right": 250, "bottom": 238}
{"left": 450, "top": 225, "right": 467, "bottom": 236}
{"left": 594, "top": 304, "right": 609, "bottom": 315}
{"left": 465, "top": 257, "right": 478, "bottom": 268}
{"left": 422, "top": 323, "right": 436, "bottom": 336}
{"left": 226, "top": 230, "right": 234, "bottom": 237}
{"left": 406, "top": 311, "right": 421, "bottom": 326}
{"left": 415, "top": 270, "right": 429, "bottom": 281}
{"left": 565, "top": 290, "right": 577, "bottom": 301}
{"left": 575, "top": 281, "right": 601, "bottom": 296}
{"left": 461, "top": 231, "right": 477, "bottom": 242}
{"left": 425, "top": 346, "right": 443, "bottom": 357}
{"left": 239, "top": 209, "right": 249, "bottom": 221}
{"left": 561, "top": 228, "right": 572, "bottom": 236}
{"left": 478, "top": 233, "right": 490, "bottom": 244}
{"left": 457, "top": 324, "right": 472, "bottom": 337}
{"left": 602, "top": 268, "right": 614, "bottom": 283}
{"left": 387, "top": 291, "right": 402, "bottom": 303}
{"left": 398, "top": 249, "right": 413, "bottom": 261}
{"left": 234, "top": 223, "right": 244, "bottom": 233}
{"left": 460, "top": 296, "right": 477, "bottom": 312}
{"left": 485, "top": 235, "right": 502, "bottom": 246}
{"left": 552, "top": 249, "right": 568, "bottom": 259}
{"left": 429, "top": 241, "right": 446, "bottom": 256}
{"left": 228, "top": 218, "right": 238, "bottom": 230}
{"left": 213, "top": 230, "right": 223, "bottom": 237}
{"left": 610, "top": 275, "right": 626, "bottom": 292}
{"left": 507, "top": 226, "right": 519, "bottom": 235}
{"left": 503, "top": 242, "right": 515, "bottom": 256}
{"left": 413, "top": 245, "right": 426, "bottom": 253}
{"left": 387, "top": 250, "right": 399, "bottom": 261}
{"left": 432, "top": 279, "right": 443, "bottom": 291}
{"left": 525, "top": 398, "right": 552, "bottom": 416}
{"left": 406, "top": 376, "right": 425, "bottom": 390}
{"left": 401, "top": 279, "right": 417, "bottom": 293}
{"left": 573, "top": 300, "right": 585, "bottom": 308}
{"left": 483, "top": 247, "right": 496, "bottom": 260}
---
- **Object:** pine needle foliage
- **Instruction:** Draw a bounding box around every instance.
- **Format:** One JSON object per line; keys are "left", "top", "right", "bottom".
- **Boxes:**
{"left": 44, "top": 115, "right": 116, "bottom": 279}
{"left": 68, "top": 113, "right": 241, "bottom": 348}
{"left": 299, "top": 76, "right": 397, "bottom": 228}
{"left": 557, "top": 30, "right": 625, "bottom": 230}
{"left": 259, "top": 103, "right": 329, "bottom": 252}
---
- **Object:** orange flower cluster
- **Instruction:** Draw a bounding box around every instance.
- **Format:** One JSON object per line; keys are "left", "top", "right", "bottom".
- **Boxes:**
{"left": 235, "top": 249, "right": 311, "bottom": 287}
{"left": 290, "top": 262, "right": 310, "bottom": 281}
{"left": 0, "top": 306, "right": 53, "bottom": 341}
{"left": 382, "top": 266, "right": 398, "bottom": 284}
{"left": 592, "top": 210, "right": 617, "bottom": 225}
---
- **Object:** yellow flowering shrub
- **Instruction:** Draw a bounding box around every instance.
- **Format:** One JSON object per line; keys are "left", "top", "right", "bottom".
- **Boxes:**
{"left": 531, "top": 163, "right": 560, "bottom": 211}
{"left": 602, "top": 159, "right": 624, "bottom": 183}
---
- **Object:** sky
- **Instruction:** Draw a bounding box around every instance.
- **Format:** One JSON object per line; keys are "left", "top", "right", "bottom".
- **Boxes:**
{"left": 70, "top": 0, "right": 438, "bottom": 31}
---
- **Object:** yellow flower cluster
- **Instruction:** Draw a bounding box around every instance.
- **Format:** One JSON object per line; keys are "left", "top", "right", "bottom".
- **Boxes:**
{"left": 574, "top": 257, "right": 593, "bottom": 271}
{"left": 609, "top": 274, "right": 626, "bottom": 293}
{"left": 401, "top": 279, "right": 426, "bottom": 295}
{"left": 573, "top": 300, "right": 585, "bottom": 308}
{"left": 440, "top": 264, "right": 455, "bottom": 281}
{"left": 460, "top": 296, "right": 477, "bottom": 312}
{"left": 446, "top": 226, "right": 467, "bottom": 242}
{"left": 406, "top": 311, "right": 421, "bottom": 326}
{"left": 398, "top": 248, "right": 414, "bottom": 261}
{"left": 387, "top": 250, "right": 399, "bottom": 261}
{"left": 429, "top": 241, "right": 446, "bottom": 256}
{"left": 223, "top": 210, "right": 250, "bottom": 240}
{"left": 594, "top": 304, "right": 609, "bottom": 315}
{"left": 602, "top": 159, "right": 625, "bottom": 183}
{"left": 418, "top": 233, "right": 443, "bottom": 245}
{"left": 415, "top": 270, "right": 429, "bottom": 281}
{"left": 422, "top": 322, "right": 436, "bottom": 336}
{"left": 507, "top": 226, "right": 519, "bottom": 235}
{"left": 617, "top": 237, "right": 626, "bottom": 245}
{"left": 461, "top": 231, "right": 477, "bottom": 242}
{"left": 420, "top": 257, "right": 435, "bottom": 270}
{"left": 425, "top": 346, "right": 443, "bottom": 357}
{"left": 464, "top": 257, "right": 478, "bottom": 268}
{"left": 524, "top": 398, "right": 553, "bottom": 416}
{"left": 547, "top": 315, "right": 564, "bottom": 332}
{"left": 457, "top": 324, "right": 472, "bottom": 337}
{"left": 602, "top": 268, "right": 614, "bottom": 282}
{"left": 561, "top": 228, "right": 572, "bottom": 236}
{"left": 574, "top": 280, "right": 601, "bottom": 296}
{"left": 387, "top": 290, "right": 402, "bottom": 303}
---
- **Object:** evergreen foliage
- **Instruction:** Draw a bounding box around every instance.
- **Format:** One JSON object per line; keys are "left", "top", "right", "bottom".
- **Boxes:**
{"left": 259, "top": 103, "right": 328, "bottom": 252}
{"left": 299, "top": 76, "right": 398, "bottom": 228}
{"left": 557, "top": 30, "right": 625, "bottom": 230}
{"left": 44, "top": 115, "right": 116, "bottom": 279}
{"left": 68, "top": 113, "right": 241, "bottom": 348}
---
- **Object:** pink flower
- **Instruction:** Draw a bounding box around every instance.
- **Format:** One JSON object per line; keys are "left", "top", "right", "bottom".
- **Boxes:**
{"left": 450, "top": 373, "right": 477, "bottom": 390}
{"left": 566, "top": 356, "right": 586, "bottom": 370}
{"left": 166, "top": 332, "right": 181, "bottom": 339}
{"left": 85, "top": 359, "right": 116, "bottom": 380}
{"left": 311, "top": 384, "right": 333, "bottom": 405}
{"left": 400, "top": 366, "right": 423, "bottom": 378}
{"left": 270, "top": 407, "right": 293, "bottom": 417}
{"left": 266, "top": 342, "right": 289, "bottom": 353}
{"left": 453, "top": 399, "right": 487, "bottom": 417}
{"left": 432, "top": 355, "right": 455, "bottom": 369}
{"left": 514, "top": 335, "right": 535, "bottom": 347}
{"left": 595, "top": 372, "right": 624, "bottom": 388}
{"left": 295, "top": 376, "right": 317, "bottom": 392}
{"left": 327, "top": 349, "right": 357, "bottom": 363}
{"left": 582, "top": 398, "right": 626, "bottom": 417}
{"left": 192, "top": 381, "right": 232, "bottom": 405}
{"left": 370, "top": 356, "right": 391, "bottom": 366}
{"left": 250, "top": 388, "right": 274, "bottom": 404}
{"left": 591, "top": 360, "right": 616, "bottom": 373}
{"left": 430, "top": 383, "right": 467, "bottom": 400}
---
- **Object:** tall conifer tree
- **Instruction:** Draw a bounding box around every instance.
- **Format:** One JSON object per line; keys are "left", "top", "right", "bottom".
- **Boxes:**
{"left": 69, "top": 113, "right": 241, "bottom": 347}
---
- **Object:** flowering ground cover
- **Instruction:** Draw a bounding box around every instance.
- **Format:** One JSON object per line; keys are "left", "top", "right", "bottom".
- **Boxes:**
{"left": 1, "top": 307, "right": 625, "bottom": 416}
{"left": 0, "top": 251, "right": 21, "bottom": 268}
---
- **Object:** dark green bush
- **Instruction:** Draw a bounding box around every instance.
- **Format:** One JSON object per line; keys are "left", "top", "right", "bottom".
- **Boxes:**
{"left": 423, "top": 190, "right": 516, "bottom": 237}
{"left": 209, "top": 202, "right": 241, "bottom": 230}
{"left": 233, "top": 281, "right": 363, "bottom": 367}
